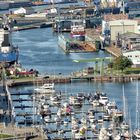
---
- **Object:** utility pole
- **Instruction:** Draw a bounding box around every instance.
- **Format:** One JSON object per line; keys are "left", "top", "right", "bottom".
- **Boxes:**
{"left": 122, "top": 0, "right": 125, "bottom": 15}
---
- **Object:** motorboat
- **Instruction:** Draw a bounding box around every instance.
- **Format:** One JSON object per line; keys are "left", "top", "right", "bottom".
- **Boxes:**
{"left": 74, "top": 132, "right": 85, "bottom": 140}
{"left": 91, "top": 123, "right": 97, "bottom": 132}
{"left": 77, "top": 93, "right": 85, "bottom": 101}
{"left": 105, "top": 101, "right": 117, "bottom": 114}
{"left": 123, "top": 130, "right": 131, "bottom": 140}
{"left": 81, "top": 116, "right": 87, "bottom": 125}
{"left": 103, "top": 113, "right": 112, "bottom": 121}
{"left": 92, "top": 99, "right": 100, "bottom": 107}
{"left": 114, "top": 134, "right": 121, "bottom": 140}
{"left": 87, "top": 109, "right": 95, "bottom": 123}
{"left": 71, "top": 123, "right": 79, "bottom": 134}
{"left": 44, "top": 116, "right": 51, "bottom": 123}
{"left": 43, "top": 102, "right": 50, "bottom": 110}
{"left": 98, "top": 116, "right": 104, "bottom": 124}
{"left": 69, "top": 96, "right": 82, "bottom": 107}
{"left": 50, "top": 94, "right": 61, "bottom": 105}
{"left": 99, "top": 127, "right": 109, "bottom": 140}
{"left": 121, "top": 121, "right": 129, "bottom": 130}
{"left": 98, "top": 93, "right": 109, "bottom": 105}
{"left": 112, "top": 109, "right": 123, "bottom": 120}
{"left": 34, "top": 83, "right": 55, "bottom": 94}
{"left": 133, "top": 129, "right": 140, "bottom": 139}
{"left": 71, "top": 116, "right": 78, "bottom": 126}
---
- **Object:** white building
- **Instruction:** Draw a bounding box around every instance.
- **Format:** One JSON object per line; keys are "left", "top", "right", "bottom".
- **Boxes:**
{"left": 14, "top": 7, "right": 34, "bottom": 15}
{"left": 123, "top": 50, "right": 140, "bottom": 68}
{"left": 100, "top": 0, "right": 117, "bottom": 7}
{"left": 109, "top": 19, "right": 140, "bottom": 41}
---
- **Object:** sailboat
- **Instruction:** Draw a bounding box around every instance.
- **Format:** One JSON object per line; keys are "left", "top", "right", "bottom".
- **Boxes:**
{"left": 120, "top": 84, "right": 129, "bottom": 130}
{"left": 133, "top": 82, "right": 140, "bottom": 139}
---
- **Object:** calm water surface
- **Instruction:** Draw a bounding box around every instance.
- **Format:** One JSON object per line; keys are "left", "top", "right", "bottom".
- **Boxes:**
{"left": 12, "top": 28, "right": 110, "bottom": 75}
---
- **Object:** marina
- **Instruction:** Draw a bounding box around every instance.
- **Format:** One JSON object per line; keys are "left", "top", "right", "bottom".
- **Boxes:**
{"left": 0, "top": 24, "right": 139, "bottom": 139}
{"left": 0, "top": 0, "right": 139, "bottom": 139}
{"left": 7, "top": 83, "right": 134, "bottom": 139}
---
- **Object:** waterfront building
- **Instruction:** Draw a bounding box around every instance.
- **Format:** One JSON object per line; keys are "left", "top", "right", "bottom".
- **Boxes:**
{"left": 123, "top": 50, "right": 140, "bottom": 68}
{"left": 118, "top": 32, "right": 140, "bottom": 50}
{"left": 102, "top": 14, "right": 128, "bottom": 37}
{"left": 108, "top": 19, "right": 140, "bottom": 41}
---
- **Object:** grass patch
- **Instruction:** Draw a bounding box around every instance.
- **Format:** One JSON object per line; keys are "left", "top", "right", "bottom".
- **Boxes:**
{"left": 0, "top": 134, "right": 13, "bottom": 138}
{"left": 124, "top": 68, "right": 140, "bottom": 74}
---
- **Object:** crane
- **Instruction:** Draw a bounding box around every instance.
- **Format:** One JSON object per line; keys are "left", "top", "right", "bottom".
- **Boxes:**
{"left": 73, "top": 57, "right": 113, "bottom": 76}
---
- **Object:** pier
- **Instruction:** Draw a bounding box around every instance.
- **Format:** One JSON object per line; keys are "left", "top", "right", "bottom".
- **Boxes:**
{"left": 105, "top": 46, "right": 122, "bottom": 57}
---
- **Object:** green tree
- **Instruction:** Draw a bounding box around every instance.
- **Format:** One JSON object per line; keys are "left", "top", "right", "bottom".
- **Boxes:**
{"left": 113, "top": 55, "right": 132, "bottom": 71}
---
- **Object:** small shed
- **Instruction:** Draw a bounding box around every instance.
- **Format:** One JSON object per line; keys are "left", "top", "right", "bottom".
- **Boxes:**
{"left": 14, "top": 7, "right": 34, "bottom": 15}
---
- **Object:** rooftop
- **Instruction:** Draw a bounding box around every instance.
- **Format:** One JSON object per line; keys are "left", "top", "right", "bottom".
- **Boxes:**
{"left": 120, "top": 32, "right": 140, "bottom": 40}
{"left": 103, "top": 14, "right": 128, "bottom": 22}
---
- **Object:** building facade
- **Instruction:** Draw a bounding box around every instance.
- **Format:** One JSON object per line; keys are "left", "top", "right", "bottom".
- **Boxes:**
{"left": 123, "top": 50, "right": 140, "bottom": 68}
{"left": 109, "top": 19, "right": 140, "bottom": 41}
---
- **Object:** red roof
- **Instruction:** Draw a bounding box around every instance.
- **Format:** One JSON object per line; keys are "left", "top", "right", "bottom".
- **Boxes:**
{"left": 103, "top": 14, "right": 128, "bottom": 22}
{"left": 16, "top": 71, "right": 33, "bottom": 75}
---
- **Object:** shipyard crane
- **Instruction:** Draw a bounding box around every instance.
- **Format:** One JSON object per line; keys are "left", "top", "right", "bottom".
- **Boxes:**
{"left": 73, "top": 57, "right": 113, "bottom": 76}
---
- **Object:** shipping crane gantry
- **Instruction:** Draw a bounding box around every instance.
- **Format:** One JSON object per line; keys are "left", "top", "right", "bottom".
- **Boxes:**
{"left": 73, "top": 57, "right": 114, "bottom": 76}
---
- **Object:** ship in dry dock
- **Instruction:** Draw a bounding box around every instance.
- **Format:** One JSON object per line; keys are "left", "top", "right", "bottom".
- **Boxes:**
{"left": 58, "top": 19, "right": 100, "bottom": 53}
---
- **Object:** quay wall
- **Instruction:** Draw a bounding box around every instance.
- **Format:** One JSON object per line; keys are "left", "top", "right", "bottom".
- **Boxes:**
{"left": 7, "top": 74, "right": 140, "bottom": 87}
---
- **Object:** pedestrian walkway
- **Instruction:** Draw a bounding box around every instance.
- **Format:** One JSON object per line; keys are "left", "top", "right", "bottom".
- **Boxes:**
{"left": 0, "top": 123, "right": 43, "bottom": 139}
{"left": 105, "top": 46, "right": 122, "bottom": 57}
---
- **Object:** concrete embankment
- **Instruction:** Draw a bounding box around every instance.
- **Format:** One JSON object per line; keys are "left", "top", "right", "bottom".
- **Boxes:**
{"left": 10, "top": 16, "right": 53, "bottom": 31}
{"left": 0, "top": 83, "right": 45, "bottom": 140}
{"left": 13, "top": 21, "right": 53, "bottom": 31}
{"left": 6, "top": 74, "right": 140, "bottom": 87}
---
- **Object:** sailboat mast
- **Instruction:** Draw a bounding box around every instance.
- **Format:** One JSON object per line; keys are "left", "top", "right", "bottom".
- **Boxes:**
{"left": 136, "top": 82, "right": 139, "bottom": 129}
{"left": 122, "top": 84, "right": 126, "bottom": 120}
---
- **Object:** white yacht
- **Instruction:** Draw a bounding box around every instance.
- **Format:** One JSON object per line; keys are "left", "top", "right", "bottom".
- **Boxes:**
{"left": 34, "top": 83, "right": 55, "bottom": 94}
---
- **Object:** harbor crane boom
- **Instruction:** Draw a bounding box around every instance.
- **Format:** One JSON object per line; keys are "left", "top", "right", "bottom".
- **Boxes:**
{"left": 73, "top": 57, "right": 113, "bottom": 76}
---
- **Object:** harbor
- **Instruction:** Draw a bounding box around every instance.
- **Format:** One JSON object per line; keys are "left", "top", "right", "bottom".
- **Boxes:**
{"left": 3, "top": 26, "right": 140, "bottom": 139}
{"left": 0, "top": 0, "right": 140, "bottom": 139}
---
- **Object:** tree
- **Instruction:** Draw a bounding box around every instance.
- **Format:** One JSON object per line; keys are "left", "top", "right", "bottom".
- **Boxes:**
{"left": 113, "top": 55, "right": 132, "bottom": 71}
